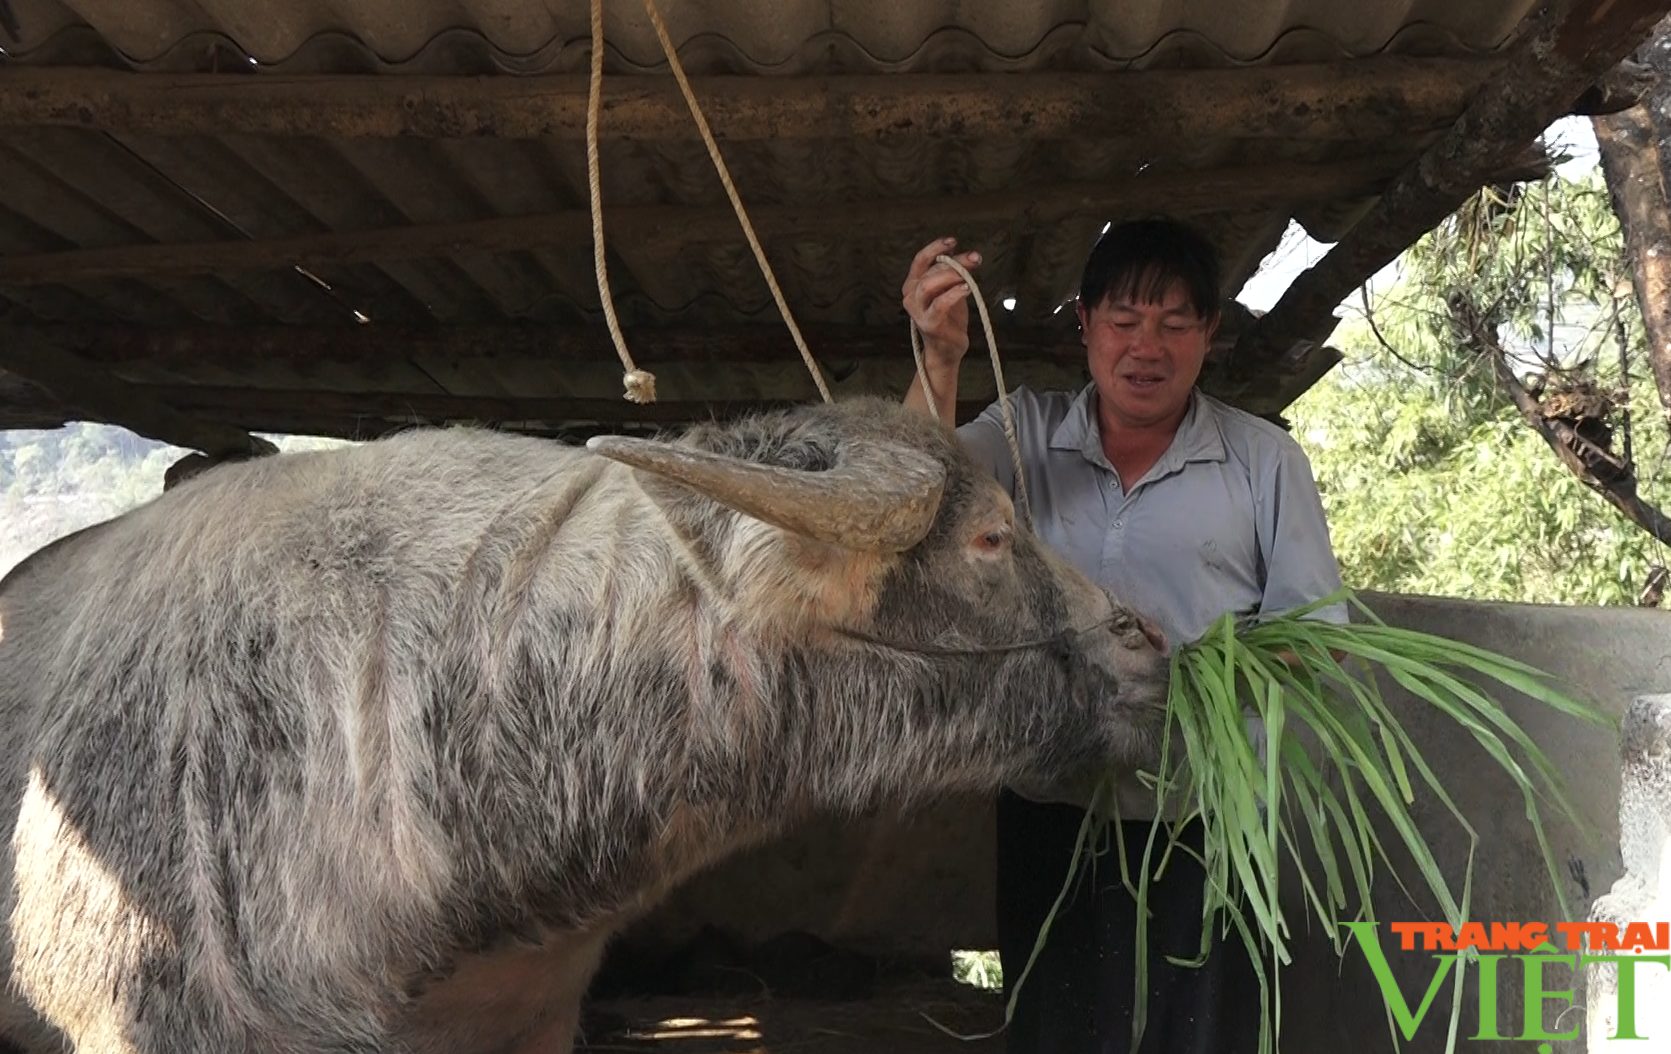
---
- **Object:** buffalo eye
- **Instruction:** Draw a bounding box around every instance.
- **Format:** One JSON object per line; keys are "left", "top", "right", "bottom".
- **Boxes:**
{"left": 972, "top": 527, "right": 1012, "bottom": 554}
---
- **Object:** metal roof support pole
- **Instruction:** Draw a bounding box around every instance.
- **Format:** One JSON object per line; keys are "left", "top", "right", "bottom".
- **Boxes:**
{"left": 0, "top": 328, "right": 275, "bottom": 460}
{"left": 1229, "top": 0, "right": 1671, "bottom": 410}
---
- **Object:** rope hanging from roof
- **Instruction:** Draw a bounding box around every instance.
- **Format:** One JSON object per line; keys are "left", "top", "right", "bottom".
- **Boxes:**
{"left": 586, "top": 0, "right": 654, "bottom": 403}
{"left": 590, "top": 0, "right": 1032, "bottom": 532}
{"left": 586, "top": 0, "right": 834, "bottom": 406}
{"left": 639, "top": 0, "right": 833, "bottom": 405}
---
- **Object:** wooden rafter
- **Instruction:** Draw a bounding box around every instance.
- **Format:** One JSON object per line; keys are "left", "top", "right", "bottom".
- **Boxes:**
{"left": 0, "top": 321, "right": 1093, "bottom": 438}
{"left": 0, "top": 58, "right": 1502, "bottom": 143}
{"left": 24, "top": 321, "right": 1089, "bottom": 371}
{"left": 0, "top": 329, "right": 273, "bottom": 456}
{"left": 1230, "top": 0, "right": 1671, "bottom": 404}
{"left": 0, "top": 153, "right": 1550, "bottom": 287}
{"left": 0, "top": 304, "right": 1343, "bottom": 438}
{"left": 0, "top": 378, "right": 1000, "bottom": 441}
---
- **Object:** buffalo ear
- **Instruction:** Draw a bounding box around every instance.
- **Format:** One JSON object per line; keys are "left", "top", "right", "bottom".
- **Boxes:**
{"left": 587, "top": 436, "right": 945, "bottom": 553}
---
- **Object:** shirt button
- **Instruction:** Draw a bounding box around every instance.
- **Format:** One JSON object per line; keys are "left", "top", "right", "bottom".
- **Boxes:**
{"left": 1113, "top": 520, "right": 1124, "bottom": 529}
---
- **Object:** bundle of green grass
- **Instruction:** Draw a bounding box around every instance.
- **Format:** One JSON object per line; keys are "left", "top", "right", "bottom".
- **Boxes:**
{"left": 1005, "top": 589, "right": 1607, "bottom": 1054}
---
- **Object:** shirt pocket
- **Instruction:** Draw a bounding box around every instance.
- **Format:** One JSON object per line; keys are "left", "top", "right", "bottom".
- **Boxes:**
{"left": 1153, "top": 484, "right": 1264, "bottom": 613}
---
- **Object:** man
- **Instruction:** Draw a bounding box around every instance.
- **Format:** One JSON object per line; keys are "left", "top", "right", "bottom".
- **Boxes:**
{"left": 900, "top": 218, "right": 1347, "bottom": 1053}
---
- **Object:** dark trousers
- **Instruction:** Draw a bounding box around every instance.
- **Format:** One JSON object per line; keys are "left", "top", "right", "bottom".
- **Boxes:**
{"left": 995, "top": 790, "right": 1266, "bottom": 1054}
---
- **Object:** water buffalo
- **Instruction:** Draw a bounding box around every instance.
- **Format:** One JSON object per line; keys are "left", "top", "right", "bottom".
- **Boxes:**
{"left": 0, "top": 397, "right": 1169, "bottom": 1054}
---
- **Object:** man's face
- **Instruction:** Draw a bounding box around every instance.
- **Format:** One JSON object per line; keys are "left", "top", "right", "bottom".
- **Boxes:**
{"left": 1077, "top": 278, "right": 1217, "bottom": 432}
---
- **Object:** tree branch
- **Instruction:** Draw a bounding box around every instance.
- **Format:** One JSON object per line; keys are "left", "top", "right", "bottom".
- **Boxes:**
{"left": 1593, "top": 91, "right": 1671, "bottom": 420}
{"left": 1357, "top": 284, "right": 1438, "bottom": 376}
{"left": 1449, "top": 293, "right": 1671, "bottom": 546}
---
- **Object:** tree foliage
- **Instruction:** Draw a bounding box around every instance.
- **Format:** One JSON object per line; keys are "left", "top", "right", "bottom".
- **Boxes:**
{"left": 1289, "top": 166, "right": 1671, "bottom": 606}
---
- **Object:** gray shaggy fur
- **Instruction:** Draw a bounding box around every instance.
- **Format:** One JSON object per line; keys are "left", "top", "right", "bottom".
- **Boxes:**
{"left": 0, "top": 399, "right": 1168, "bottom": 1054}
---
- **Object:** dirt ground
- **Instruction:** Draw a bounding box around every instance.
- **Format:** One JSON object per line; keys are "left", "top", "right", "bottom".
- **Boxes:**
{"left": 577, "top": 978, "right": 1007, "bottom": 1054}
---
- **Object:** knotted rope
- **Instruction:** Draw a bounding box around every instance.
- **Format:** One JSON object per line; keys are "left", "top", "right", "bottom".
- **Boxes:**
{"left": 586, "top": 0, "right": 654, "bottom": 403}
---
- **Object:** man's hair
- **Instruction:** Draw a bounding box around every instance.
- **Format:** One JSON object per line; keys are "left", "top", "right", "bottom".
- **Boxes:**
{"left": 1078, "top": 216, "right": 1222, "bottom": 320}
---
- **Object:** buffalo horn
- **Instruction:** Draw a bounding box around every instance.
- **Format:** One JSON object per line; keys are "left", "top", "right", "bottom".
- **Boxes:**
{"left": 586, "top": 435, "right": 946, "bottom": 552}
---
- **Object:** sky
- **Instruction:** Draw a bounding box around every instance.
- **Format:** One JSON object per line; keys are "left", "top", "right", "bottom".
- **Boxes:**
{"left": 1232, "top": 115, "right": 1604, "bottom": 314}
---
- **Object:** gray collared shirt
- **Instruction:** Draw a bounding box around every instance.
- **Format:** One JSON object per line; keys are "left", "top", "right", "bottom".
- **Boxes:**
{"left": 958, "top": 383, "right": 1346, "bottom": 815}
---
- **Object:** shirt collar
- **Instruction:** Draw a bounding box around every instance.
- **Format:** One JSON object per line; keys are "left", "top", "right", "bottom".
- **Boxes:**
{"left": 1049, "top": 383, "right": 1227, "bottom": 478}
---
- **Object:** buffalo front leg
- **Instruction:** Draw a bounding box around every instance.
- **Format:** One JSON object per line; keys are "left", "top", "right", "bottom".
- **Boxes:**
{"left": 507, "top": 992, "right": 586, "bottom": 1054}
{"left": 401, "top": 928, "right": 612, "bottom": 1054}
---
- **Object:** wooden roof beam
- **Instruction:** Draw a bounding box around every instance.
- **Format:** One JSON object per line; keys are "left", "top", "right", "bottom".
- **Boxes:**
{"left": 0, "top": 57, "right": 1503, "bottom": 143}
{"left": 1229, "top": 0, "right": 1671, "bottom": 414}
{"left": 0, "top": 380, "right": 998, "bottom": 441}
{"left": 0, "top": 329, "right": 274, "bottom": 457}
{"left": 0, "top": 307, "right": 1332, "bottom": 431}
{"left": 0, "top": 151, "right": 1549, "bottom": 286}
{"left": 23, "top": 321, "right": 1090, "bottom": 371}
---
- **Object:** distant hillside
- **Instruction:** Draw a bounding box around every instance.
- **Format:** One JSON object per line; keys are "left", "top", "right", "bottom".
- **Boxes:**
{"left": 0, "top": 424, "right": 344, "bottom": 581}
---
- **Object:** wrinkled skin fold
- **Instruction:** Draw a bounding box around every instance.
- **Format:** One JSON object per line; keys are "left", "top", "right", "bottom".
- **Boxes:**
{"left": 0, "top": 398, "right": 1169, "bottom": 1054}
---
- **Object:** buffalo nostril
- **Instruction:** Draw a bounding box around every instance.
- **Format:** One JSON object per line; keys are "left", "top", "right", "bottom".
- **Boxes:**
{"left": 1138, "top": 617, "right": 1168, "bottom": 656}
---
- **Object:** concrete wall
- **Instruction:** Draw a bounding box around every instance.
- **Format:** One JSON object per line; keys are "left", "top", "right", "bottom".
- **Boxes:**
{"left": 1585, "top": 694, "right": 1671, "bottom": 1053}
{"left": 1280, "top": 594, "right": 1665, "bottom": 1054}
{"left": 612, "top": 592, "right": 1671, "bottom": 1052}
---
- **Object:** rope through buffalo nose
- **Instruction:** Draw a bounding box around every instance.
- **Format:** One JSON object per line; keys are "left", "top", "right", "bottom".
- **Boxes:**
{"left": 835, "top": 610, "right": 1142, "bottom": 658}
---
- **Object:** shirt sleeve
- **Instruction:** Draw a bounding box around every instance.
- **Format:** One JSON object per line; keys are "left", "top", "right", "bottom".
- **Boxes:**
{"left": 1254, "top": 436, "right": 1349, "bottom": 626}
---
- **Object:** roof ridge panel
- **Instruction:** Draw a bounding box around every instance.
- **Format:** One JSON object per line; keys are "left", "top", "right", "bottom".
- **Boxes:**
{"left": 6, "top": 17, "right": 1512, "bottom": 75}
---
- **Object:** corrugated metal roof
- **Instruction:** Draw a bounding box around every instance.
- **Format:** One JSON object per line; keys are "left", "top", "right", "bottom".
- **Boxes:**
{"left": 0, "top": 0, "right": 1553, "bottom": 437}
{"left": 6, "top": 0, "right": 1540, "bottom": 72}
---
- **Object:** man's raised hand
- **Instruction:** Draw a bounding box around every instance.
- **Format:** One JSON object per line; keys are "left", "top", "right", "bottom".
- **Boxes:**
{"left": 902, "top": 236, "right": 983, "bottom": 366}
